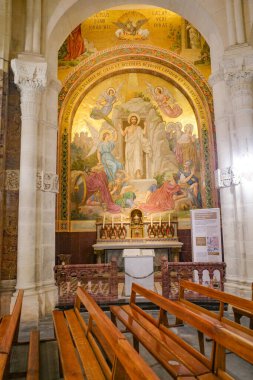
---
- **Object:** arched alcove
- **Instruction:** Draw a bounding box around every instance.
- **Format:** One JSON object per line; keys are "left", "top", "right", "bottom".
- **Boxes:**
{"left": 56, "top": 44, "right": 217, "bottom": 233}
{"left": 42, "top": 2, "right": 226, "bottom": 268}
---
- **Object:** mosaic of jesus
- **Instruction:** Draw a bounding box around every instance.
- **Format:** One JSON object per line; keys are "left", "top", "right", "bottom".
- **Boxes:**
{"left": 70, "top": 72, "right": 202, "bottom": 221}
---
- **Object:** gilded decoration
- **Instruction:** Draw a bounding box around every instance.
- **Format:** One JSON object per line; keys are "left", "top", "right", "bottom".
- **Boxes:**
{"left": 57, "top": 8, "right": 216, "bottom": 232}
{"left": 58, "top": 8, "right": 211, "bottom": 82}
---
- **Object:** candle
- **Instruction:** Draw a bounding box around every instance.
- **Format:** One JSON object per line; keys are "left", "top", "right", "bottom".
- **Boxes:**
{"left": 121, "top": 214, "right": 123, "bottom": 227}
{"left": 103, "top": 213, "right": 105, "bottom": 228}
{"left": 151, "top": 215, "right": 153, "bottom": 227}
{"left": 159, "top": 214, "right": 161, "bottom": 227}
{"left": 169, "top": 213, "right": 171, "bottom": 227}
{"left": 112, "top": 215, "right": 114, "bottom": 228}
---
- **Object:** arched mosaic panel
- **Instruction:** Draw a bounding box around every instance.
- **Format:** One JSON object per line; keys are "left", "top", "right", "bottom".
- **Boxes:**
{"left": 57, "top": 45, "right": 216, "bottom": 232}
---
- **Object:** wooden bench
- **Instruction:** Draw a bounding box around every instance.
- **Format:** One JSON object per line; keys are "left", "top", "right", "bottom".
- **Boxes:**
{"left": 52, "top": 286, "right": 159, "bottom": 379}
{"left": 0, "top": 290, "right": 40, "bottom": 380}
{"left": 26, "top": 330, "right": 40, "bottom": 380}
{"left": 232, "top": 282, "right": 253, "bottom": 329}
{"left": 110, "top": 283, "right": 223, "bottom": 380}
{"left": 175, "top": 280, "right": 253, "bottom": 378}
{"left": 110, "top": 282, "right": 253, "bottom": 380}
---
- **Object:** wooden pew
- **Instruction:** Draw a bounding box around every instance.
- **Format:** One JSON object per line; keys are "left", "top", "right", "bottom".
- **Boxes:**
{"left": 52, "top": 286, "right": 159, "bottom": 380}
{"left": 0, "top": 290, "right": 40, "bottom": 380}
{"left": 111, "top": 283, "right": 221, "bottom": 379}
{"left": 175, "top": 280, "right": 253, "bottom": 377}
{"left": 0, "top": 290, "right": 24, "bottom": 379}
{"left": 110, "top": 282, "right": 253, "bottom": 380}
{"left": 177, "top": 280, "right": 253, "bottom": 358}
{"left": 26, "top": 330, "right": 40, "bottom": 380}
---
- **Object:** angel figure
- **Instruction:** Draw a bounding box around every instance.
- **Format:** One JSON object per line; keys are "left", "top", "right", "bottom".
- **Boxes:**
{"left": 146, "top": 83, "right": 183, "bottom": 118}
{"left": 114, "top": 18, "right": 149, "bottom": 39}
{"left": 85, "top": 122, "right": 122, "bottom": 182}
{"left": 90, "top": 84, "right": 123, "bottom": 120}
{"left": 97, "top": 130, "right": 123, "bottom": 182}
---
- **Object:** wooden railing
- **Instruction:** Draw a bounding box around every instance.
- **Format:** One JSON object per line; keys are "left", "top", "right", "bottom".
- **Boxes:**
{"left": 161, "top": 257, "right": 226, "bottom": 300}
{"left": 54, "top": 257, "right": 226, "bottom": 306}
{"left": 54, "top": 258, "right": 118, "bottom": 306}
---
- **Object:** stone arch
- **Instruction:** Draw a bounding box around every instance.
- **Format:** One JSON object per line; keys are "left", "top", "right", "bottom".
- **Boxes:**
{"left": 46, "top": 1, "right": 224, "bottom": 74}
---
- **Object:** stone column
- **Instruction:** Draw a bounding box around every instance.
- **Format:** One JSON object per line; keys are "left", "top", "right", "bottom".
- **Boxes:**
{"left": 24, "top": 0, "right": 34, "bottom": 52}
{"left": 11, "top": 55, "right": 47, "bottom": 321}
{"left": 233, "top": 0, "right": 246, "bottom": 44}
{"left": 224, "top": 68, "right": 253, "bottom": 295}
{"left": 226, "top": 0, "right": 236, "bottom": 46}
{"left": 36, "top": 78, "right": 60, "bottom": 315}
{"left": 209, "top": 70, "right": 239, "bottom": 283}
{"left": 24, "top": 0, "right": 41, "bottom": 54}
{"left": 32, "top": 0, "right": 41, "bottom": 54}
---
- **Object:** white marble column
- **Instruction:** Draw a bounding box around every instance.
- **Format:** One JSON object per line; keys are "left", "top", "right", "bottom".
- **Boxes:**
{"left": 233, "top": 0, "right": 246, "bottom": 44}
{"left": 226, "top": 0, "right": 236, "bottom": 46}
{"left": 25, "top": 0, "right": 34, "bottom": 52}
{"left": 33, "top": 0, "right": 41, "bottom": 54}
{"left": 209, "top": 70, "right": 239, "bottom": 283}
{"left": 11, "top": 55, "right": 47, "bottom": 321}
{"left": 35, "top": 79, "right": 61, "bottom": 316}
{"left": 24, "top": 0, "right": 41, "bottom": 54}
{"left": 224, "top": 68, "right": 253, "bottom": 295}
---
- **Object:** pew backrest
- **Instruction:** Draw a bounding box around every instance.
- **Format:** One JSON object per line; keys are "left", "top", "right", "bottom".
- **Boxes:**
{"left": 75, "top": 286, "right": 159, "bottom": 380}
{"left": 0, "top": 290, "right": 24, "bottom": 354}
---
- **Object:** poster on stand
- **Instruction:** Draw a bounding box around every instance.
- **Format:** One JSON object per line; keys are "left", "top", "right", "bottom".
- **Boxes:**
{"left": 190, "top": 208, "right": 223, "bottom": 285}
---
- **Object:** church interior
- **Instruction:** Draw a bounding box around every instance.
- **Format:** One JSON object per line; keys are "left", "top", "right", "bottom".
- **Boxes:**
{"left": 0, "top": 0, "right": 253, "bottom": 378}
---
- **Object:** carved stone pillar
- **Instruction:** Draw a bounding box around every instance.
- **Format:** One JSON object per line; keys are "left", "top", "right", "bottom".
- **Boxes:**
{"left": 226, "top": 0, "right": 236, "bottom": 46}
{"left": 25, "top": 0, "right": 41, "bottom": 54}
{"left": 209, "top": 70, "right": 238, "bottom": 282}
{"left": 35, "top": 78, "right": 61, "bottom": 315}
{"left": 233, "top": 0, "right": 246, "bottom": 44}
{"left": 11, "top": 55, "right": 47, "bottom": 321}
{"left": 224, "top": 68, "right": 253, "bottom": 290}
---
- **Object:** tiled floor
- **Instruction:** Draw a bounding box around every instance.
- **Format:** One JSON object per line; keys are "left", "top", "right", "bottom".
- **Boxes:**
{"left": 10, "top": 310, "right": 253, "bottom": 380}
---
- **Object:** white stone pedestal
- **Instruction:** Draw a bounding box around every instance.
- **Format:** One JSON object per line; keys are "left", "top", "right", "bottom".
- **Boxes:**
{"left": 123, "top": 249, "right": 155, "bottom": 296}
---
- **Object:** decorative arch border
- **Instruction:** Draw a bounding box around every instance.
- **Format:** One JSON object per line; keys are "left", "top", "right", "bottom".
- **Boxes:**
{"left": 57, "top": 45, "right": 217, "bottom": 231}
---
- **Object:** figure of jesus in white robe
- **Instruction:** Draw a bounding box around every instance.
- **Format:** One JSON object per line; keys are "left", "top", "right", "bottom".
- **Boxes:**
{"left": 121, "top": 113, "right": 152, "bottom": 179}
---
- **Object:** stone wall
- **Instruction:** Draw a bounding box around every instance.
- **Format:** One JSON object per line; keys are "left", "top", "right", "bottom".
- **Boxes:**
{"left": 0, "top": 70, "right": 21, "bottom": 281}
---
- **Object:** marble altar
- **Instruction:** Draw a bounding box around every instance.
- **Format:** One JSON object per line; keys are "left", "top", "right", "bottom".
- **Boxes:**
{"left": 123, "top": 249, "right": 155, "bottom": 296}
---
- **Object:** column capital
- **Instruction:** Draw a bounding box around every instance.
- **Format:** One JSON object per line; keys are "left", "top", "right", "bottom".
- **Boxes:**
{"left": 11, "top": 55, "right": 47, "bottom": 91}
{"left": 224, "top": 70, "right": 253, "bottom": 109}
{"left": 224, "top": 70, "right": 253, "bottom": 88}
